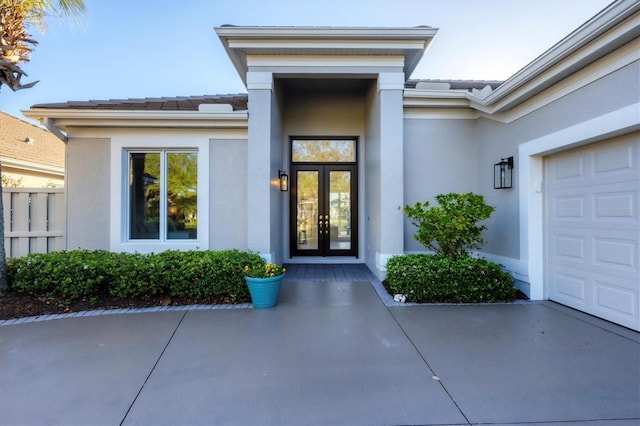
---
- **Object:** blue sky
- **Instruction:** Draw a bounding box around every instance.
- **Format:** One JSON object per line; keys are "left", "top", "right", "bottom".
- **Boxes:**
{"left": 0, "top": 0, "right": 612, "bottom": 120}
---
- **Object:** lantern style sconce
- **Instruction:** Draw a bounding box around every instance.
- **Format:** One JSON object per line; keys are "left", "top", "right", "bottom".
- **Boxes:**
{"left": 494, "top": 156, "right": 514, "bottom": 189}
{"left": 279, "top": 170, "right": 289, "bottom": 192}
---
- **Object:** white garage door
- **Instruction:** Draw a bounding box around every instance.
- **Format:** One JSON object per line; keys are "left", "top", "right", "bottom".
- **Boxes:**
{"left": 546, "top": 132, "right": 640, "bottom": 331}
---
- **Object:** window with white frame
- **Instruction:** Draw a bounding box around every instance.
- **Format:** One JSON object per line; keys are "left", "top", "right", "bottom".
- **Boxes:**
{"left": 110, "top": 135, "right": 208, "bottom": 252}
{"left": 128, "top": 150, "right": 198, "bottom": 241}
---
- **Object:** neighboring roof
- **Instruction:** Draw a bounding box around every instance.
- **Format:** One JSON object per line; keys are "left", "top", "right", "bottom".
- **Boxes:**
{"left": 30, "top": 94, "right": 248, "bottom": 112}
{"left": 0, "top": 112, "right": 64, "bottom": 168}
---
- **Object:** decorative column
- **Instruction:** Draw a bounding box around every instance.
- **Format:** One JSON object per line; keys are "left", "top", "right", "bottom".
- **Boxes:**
{"left": 376, "top": 72, "right": 405, "bottom": 275}
{"left": 246, "top": 71, "right": 274, "bottom": 261}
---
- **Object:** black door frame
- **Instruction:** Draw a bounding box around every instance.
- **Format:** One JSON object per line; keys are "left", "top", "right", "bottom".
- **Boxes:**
{"left": 289, "top": 138, "right": 358, "bottom": 258}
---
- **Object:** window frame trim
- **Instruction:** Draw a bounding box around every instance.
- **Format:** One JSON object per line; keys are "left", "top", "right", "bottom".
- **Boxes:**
{"left": 127, "top": 149, "right": 199, "bottom": 242}
{"left": 110, "top": 134, "right": 209, "bottom": 253}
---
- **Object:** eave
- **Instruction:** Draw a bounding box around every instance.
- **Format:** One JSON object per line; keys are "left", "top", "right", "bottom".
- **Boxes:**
{"left": 22, "top": 109, "right": 249, "bottom": 132}
{"left": 215, "top": 26, "right": 438, "bottom": 85}
{"left": 480, "top": 0, "right": 640, "bottom": 112}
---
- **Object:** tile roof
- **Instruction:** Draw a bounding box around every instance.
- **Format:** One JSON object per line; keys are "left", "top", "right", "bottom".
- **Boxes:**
{"left": 0, "top": 112, "right": 64, "bottom": 168}
{"left": 27, "top": 80, "right": 503, "bottom": 112}
{"left": 405, "top": 79, "right": 504, "bottom": 90}
{"left": 31, "top": 94, "right": 248, "bottom": 111}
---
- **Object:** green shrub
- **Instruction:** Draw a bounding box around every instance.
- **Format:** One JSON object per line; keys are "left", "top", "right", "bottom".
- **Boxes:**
{"left": 108, "top": 252, "right": 160, "bottom": 299}
{"left": 8, "top": 249, "right": 266, "bottom": 305}
{"left": 8, "top": 250, "right": 117, "bottom": 304}
{"left": 401, "top": 193, "right": 495, "bottom": 258}
{"left": 386, "top": 254, "right": 517, "bottom": 303}
{"left": 147, "top": 250, "right": 264, "bottom": 301}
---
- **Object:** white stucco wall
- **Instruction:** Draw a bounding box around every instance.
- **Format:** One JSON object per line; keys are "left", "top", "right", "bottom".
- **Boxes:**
{"left": 364, "top": 82, "right": 382, "bottom": 272}
{"left": 477, "top": 60, "right": 640, "bottom": 259}
{"left": 402, "top": 118, "right": 477, "bottom": 252}
{"left": 281, "top": 80, "right": 367, "bottom": 137}
{"left": 66, "top": 137, "right": 111, "bottom": 250}
{"left": 210, "top": 139, "right": 248, "bottom": 250}
{"left": 247, "top": 72, "right": 276, "bottom": 260}
{"left": 270, "top": 80, "right": 285, "bottom": 264}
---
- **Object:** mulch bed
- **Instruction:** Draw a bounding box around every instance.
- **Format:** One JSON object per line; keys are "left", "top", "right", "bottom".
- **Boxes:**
{"left": 0, "top": 292, "right": 246, "bottom": 321}
{"left": 2, "top": 284, "right": 529, "bottom": 321}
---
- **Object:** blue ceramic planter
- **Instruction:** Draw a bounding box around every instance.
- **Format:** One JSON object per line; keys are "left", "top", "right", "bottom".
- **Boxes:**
{"left": 244, "top": 274, "right": 284, "bottom": 308}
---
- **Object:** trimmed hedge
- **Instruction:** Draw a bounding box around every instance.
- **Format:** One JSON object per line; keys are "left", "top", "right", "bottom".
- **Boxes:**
{"left": 7, "top": 249, "right": 265, "bottom": 304}
{"left": 386, "top": 254, "right": 517, "bottom": 303}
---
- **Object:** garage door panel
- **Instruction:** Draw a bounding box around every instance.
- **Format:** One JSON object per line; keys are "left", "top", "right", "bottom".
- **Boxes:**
{"left": 593, "top": 236, "right": 637, "bottom": 274}
{"left": 553, "top": 234, "right": 586, "bottom": 262}
{"left": 546, "top": 134, "right": 640, "bottom": 331}
{"left": 547, "top": 154, "right": 589, "bottom": 190}
{"left": 593, "top": 189, "right": 637, "bottom": 223}
{"left": 549, "top": 269, "right": 588, "bottom": 306}
{"left": 595, "top": 279, "right": 638, "bottom": 319}
{"left": 593, "top": 137, "right": 636, "bottom": 176}
{"left": 549, "top": 267, "right": 639, "bottom": 330}
{"left": 549, "top": 152, "right": 587, "bottom": 183}
{"left": 552, "top": 194, "right": 586, "bottom": 220}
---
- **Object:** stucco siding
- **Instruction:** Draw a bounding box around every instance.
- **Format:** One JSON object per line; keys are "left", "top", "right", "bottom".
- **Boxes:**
{"left": 270, "top": 80, "right": 284, "bottom": 263}
{"left": 282, "top": 82, "right": 366, "bottom": 137}
{"left": 247, "top": 82, "right": 274, "bottom": 257}
{"left": 403, "top": 118, "right": 477, "bottom": 252}
{"left": 473, "top": 119, "right": 520, "bottom": 258}
{"left": 476, "top": 60, "right": 640, "bottom": 259}
{"left": 479, "top": 61, "right": 639, "bottom": 148}
{"left": 66, "top": 137, "right": 110, "bottom": 250}
{"left": 365, "top": 82, "right": 381, "bottom": 269}
{"left": 210, "top": 139, "right": 248, "bottom": 250}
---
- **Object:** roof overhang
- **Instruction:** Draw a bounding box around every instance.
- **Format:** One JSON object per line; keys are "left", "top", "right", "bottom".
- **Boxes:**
{"left": 22, "top": 109, "right": 249, "bottom": 133}
{"left": 404, "top": 0, "right": 640, "bottom": 122}
{"left": 215, "top": 26, "right": 438, "bottom": 85}
{"left": 480, "top": 0, "right": 640, "bottom": 112}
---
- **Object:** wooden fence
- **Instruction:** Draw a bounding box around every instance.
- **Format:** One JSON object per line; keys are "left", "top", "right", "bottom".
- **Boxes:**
{"left": 2, "top": 188, "right": 65, "bottom": 258}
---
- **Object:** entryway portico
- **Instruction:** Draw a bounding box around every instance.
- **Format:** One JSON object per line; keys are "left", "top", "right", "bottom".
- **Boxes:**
{"left": 215, "top": 26, "right": 437, "bottom": 278}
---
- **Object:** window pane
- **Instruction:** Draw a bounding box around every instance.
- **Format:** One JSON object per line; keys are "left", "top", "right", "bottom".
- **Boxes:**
{"left": 296, "top": 171, "right": 319, "bottom": 251}
{"left": 166, "top": 152, "right": 198, "bottom": 240}
{"left": 129, "top": 153, "right": 160, "bottom": 239}
{"left": 329, "top": 171, "right": 351, "bottom": 250}
{"left": 292, "top": 139, "right": 356, "bottom": 162}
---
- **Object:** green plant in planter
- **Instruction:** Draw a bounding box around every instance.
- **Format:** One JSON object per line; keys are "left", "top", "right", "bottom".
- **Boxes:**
{"left": 401, "top": 192, "right": 495, "bottom": 259}
{"left": 243, "top": 263, "right": 285, "bottom": 278}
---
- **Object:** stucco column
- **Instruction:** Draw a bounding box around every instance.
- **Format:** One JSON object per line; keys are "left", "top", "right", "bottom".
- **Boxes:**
{"left": 247, "top": 71, "right": 274, "bottom": 261}
{"left": 376, "top": 72, "right": 405, "bottom": 274}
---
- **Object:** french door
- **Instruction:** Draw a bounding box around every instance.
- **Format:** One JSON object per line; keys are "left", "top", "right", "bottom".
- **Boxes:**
{"left": 290, "top": 164, "right": 358, "bottom": 257}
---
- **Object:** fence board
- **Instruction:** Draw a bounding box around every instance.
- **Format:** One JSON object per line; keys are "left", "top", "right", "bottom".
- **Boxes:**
{"left": 2, "top": 188, "right": 65, "bottom": 258}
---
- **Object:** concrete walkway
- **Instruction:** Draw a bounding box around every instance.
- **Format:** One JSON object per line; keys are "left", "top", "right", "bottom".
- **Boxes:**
{"left": 1, "top": 275, "right": 638, "bottom": 425}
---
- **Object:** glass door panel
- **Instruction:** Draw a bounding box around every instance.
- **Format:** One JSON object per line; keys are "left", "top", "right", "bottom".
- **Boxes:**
{"left": 329, "top": 171, "right": 351, "bottom": 251}
{"left": 291, "top": 164, "right": 357, "bottom": 257}
{"left": 296, "top": 170, "right": 319, "bottom": 252}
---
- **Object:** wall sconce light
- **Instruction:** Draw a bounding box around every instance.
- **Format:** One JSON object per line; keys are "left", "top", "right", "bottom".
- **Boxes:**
{"left": 279, "top": 170, "right": 289, "bottom": 192}
{"left": 494, "top": 156, "right": 514, "bottom": 189}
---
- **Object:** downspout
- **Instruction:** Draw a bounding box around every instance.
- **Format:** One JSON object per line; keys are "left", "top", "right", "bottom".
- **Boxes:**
{"left": 42, "top": 117, "right": 69, "bottom": 252}
{"left": 44, "top": 118, "right": 68, "bottom": 143}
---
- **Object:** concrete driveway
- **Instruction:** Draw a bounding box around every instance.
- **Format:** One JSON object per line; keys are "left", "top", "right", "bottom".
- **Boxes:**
{"left": 1, "top": 278, "right": 638, "bottom": 425}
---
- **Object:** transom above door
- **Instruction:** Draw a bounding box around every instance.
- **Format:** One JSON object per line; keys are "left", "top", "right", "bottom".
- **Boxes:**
{"left": 290, "top": 138, "right": 358, "bottom": 257}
